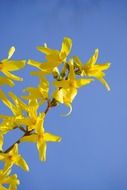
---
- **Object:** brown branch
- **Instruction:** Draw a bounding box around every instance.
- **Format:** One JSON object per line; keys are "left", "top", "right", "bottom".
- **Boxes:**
{"left": 44, "top": 99, "right": 51, "bottom": 114}
{"left": 4, "top": 130, "right": 33, "bottom": 153}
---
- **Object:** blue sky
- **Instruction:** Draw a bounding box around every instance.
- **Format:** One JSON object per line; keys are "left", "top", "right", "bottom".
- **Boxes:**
{"left": 0, "top": 0, "right": 127, "bottom": 190}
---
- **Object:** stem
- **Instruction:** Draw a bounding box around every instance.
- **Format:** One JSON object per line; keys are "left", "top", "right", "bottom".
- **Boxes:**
{"left": 4, "top": 130, "right": 33, "bottom": 153}
{"left": 44, "top": 99, "right": 51, "bottom": 114}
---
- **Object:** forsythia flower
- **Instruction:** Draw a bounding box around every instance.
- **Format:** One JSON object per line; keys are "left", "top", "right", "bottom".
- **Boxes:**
{"left": 74, "top": 49, "right": 111, "bottom": 90}
{"left": 0, "top": 47, "right": 26, "bottom": 86}
{"left": 0, "top": 90, "right": 44, "bottom": 132}
{"left": 20, "top": 112, "right": 61, "bottom": 161}
{"left": 28, "top": 37, "right": 72, "bottom": 75}
{"left": 0, "top": 169, "right": 19, "bottom": 190}
{"left": 0, "top": 91, "right": 28, "bottom": 133}
{"left": 53, "top": 60, "right": 93, "bottom": 115}
{"left": 0, "top": 90, "right": 27, "bottom": 116}
{"left": 22, "top": 76, "right": 49, "bottom": 104}
{"left": 0, "top": 144, "right": 29, "bottom": 172}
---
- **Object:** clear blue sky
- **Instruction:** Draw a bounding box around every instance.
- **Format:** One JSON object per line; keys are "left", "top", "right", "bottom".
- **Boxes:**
{"left": 0, "top": 0, "right": 127, "bottom": 190}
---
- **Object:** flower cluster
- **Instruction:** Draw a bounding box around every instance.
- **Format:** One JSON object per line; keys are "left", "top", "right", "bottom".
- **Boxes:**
{"left": 0, "top": 37, "right": 110, "bottom": 189}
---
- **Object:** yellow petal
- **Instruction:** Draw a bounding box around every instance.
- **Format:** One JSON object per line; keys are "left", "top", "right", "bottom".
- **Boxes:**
{"left": 53, "top": 88, "right": 77, "bottom": 105}
{"left": 0, "top": 185, "right": 7, "bottom": 190}
{"left": 30, "top": 70, "right": 49, "bottom": 76}
{"left": 53, "top": 80, "right": 70, "bottom": 88}
{"left": 3, "top": 174, "right": 20, "bottom": 187}
{"left": 68, "top": 60, "right": 75, "bottom": 80}
{"left": 60, "top": 37, "right": 72, "bottom": 60}
{"left": 73, "top": 56, "right": 82, "bottom": 70}
{"left": 2, "top": 70, "right": 23, "bottom": 81}
{"left": 8, "top": 92, "right": 27, "bottom": 111}
{"left": 8, "top": 46, "right": 15, "bottom": 59}
{"left": 86, "top": 48, "right": 99, "bottom": 66}
{"left": 52, "top": 89, "right": 64, "bottom": 104}
{"left": 36, "top": 113, "right": 45, "bottom": 133}
{"left": 37, "top": 45, "right": 59, "bottom": 56}
{"left": 20, "top": 134, "right": 37, "bottom": 143}
{"left": 10, "top": 144, "right": 18, "bottom": 155}
{"left": 75, "top": 78, "right": 93, "bottom": 88}
{"left": 9, "top": 183, "right": 19, "bottom": 190}
{"left": 61, "top": 103, "right": 72, "bottom": 117}
{"left": 98, "top": 77, "right": 110, "bottom": 91}
{"left": 16, "top": 156, "right": 29, "bottom": 171}
{"left": 94, "top": 62, "right": 111, "bottom": 71}
{"left": 0, "top": 91, "right": 16, "bottom": 114}
{"left": 0, "top": 153, "right": 5, "bottom": 160}
{"left": 27, "top": 59, "right": 41, "bottom": 68}
{"left": 0, "top": 77, "right": 14, "bottom": 87}
{"left": 37, "top": 141, "right": 47, "bottom": 161}
{"left": 3, "top": 60, "right": 26, "bottom": 71}
{"left": 44, "top": 133, "right": 61, "bottom": 142}
{"left": 3, "top": 162, "right": 13, "bottom": 172}
{"left": 39, "top": 61, "right": 59, "bottom": 70}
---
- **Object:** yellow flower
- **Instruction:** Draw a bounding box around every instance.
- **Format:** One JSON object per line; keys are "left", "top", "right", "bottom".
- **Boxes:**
{"left": 37, "top": 37, "right": 72, "bottom": 63}
{"left": 20, "top": 112, "right": 61, "bottom": 161}
{"left": 0, "top": 91, "right": 28, "bottom": 134}
{"left": 0, "top": 144, "right": 29, "bottom": 172}
{"left": 22, "top": 76, "right": 49, "bottom": 104}
{"left": 53, "top": 60, "right": 93, "bottom": 115}
{"left": 28, "top": 37, "right": 72, "bottom": 75}
{"left": 0, "top": 98, "right": 42, "bottom": 132}
{"left": 74, "top": 49, "right": 111, "bottom": 90}
{"left": 0, "top": 90, "right": 44, "bottom": 132}
{"left": 0, "top": 115, "right": 23, "bottom": 134}
{"left": 0, "top": 169, "right": 19, "bottom": 190}
{"left": 0, "top": 90, "right": 27, "bottom": 116}
{"left": 0, "top": 47, "right": 26, "bottom": 85}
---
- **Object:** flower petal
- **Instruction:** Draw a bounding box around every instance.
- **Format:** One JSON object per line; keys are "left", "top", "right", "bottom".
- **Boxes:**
{"left": 0, "top": 77, "right": 14, "bottom": 87}
{"left": 86, "top": 48, "right": 99, "bottom": 66}
{"left": 3, "top": 60, "right": 26, "bottom": 71}
{"left": 44, "top": 133, "right": 61, "bottom": 142}
{"left": 8, "top": 46, "right": 15, "bottom": 59}
{"left": 16, "top": 156, "right": 29, "bottom": 171}
{"left": 20, "top": 134, "right": 37, "bottom": 143}
{"left": 2, "top": 70, "right": 23, "bottom": 81}
{"left": 75, "top": 78, "right": 93, "bottom": 88}
{"left": 98, "top": 77, "right": 110, "bottom": 91}
{"left": 37, "top": 141, "right": 47, "bottom": 161}
{"left": 27, "top": 59, "right": 41, "bottom": 68}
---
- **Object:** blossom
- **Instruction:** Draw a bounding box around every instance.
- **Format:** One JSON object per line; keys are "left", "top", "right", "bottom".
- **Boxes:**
{"left": 53, "top": 60, "right": 93, "bottom": 115}
{"left": 74, "top": 49, "right": 111, "bottom": 90}
{"left": 0, "top": 91, "right": 43, "bottom": 132}
{"left": 37, "top": 37, "right": 72, "bottom": 63}
{"left": 0, "top": 91, "right": 28, "bottom": 134}
{"left": 0, "top": 169, "right": 19, "bottom": 190}
{"left": 28, "top": 37, "right": 72, "bottom": 75}
{"left": 0, "top": 91, "right": 27, "bottom": 116}
{"left": 22, "top": 76, "right": 49, "bottom": 104}
{"left": 0, "top": 144, "right": 29, "bottom": 172}
{"left": 0, "top": 47, "right": 26, "bottom": 86}
{"left": 20, "top": 112, "right": 61, "bottom": 161}
{"left": 0, "top": 91, "right": 25, "bottom": 135}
